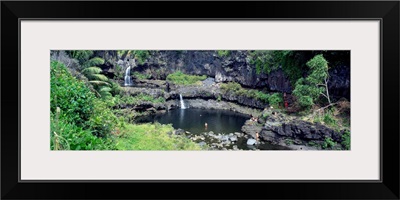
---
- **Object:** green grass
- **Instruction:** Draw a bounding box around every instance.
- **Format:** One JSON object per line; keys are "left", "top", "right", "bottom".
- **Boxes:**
{"left": 133, "top": 71, "right": 151, "bottom": 80}
{"left": 166, "top": 71, "right": 207, "bottom": 85}
{"left": 113, "top": 94, "right": 165, "bottom": 106}
{"left": 341, "top": 130, "right": 350, "bottom": 150}
{"left": 220, "top": 82, "right": 273, "bottom": 103}
{"left": 115, "top": 123, "right": 203, "bottom": 150}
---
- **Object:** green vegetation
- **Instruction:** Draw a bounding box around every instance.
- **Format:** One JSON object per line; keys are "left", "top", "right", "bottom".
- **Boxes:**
{"left": 341, "top": 130, "right": 350, "bottom": 150}
{"left": 220, "top": 82, "right": 285, "bottom": 107}
{"left": 217, "top": 50, "right": 230, "bottom": 57}
{"left": 322, "top": 137, "right": 336, "bottom": 149}
{"left": 308, "top": 141, "right": 319, "bottom": 147}
{"left": 166, "top": 71, "right": 207, "bottom": 85}
{"left": 285, "top": 139, "right": 294, "bottom": 145}
{"left": 132, "top": 50, "right": 150, "bottom": 65}
{"left": 113, "top": 94, "right": 165, "bottom": 106}
{"left": 115, "top": 123, "right": 203, "bottom": 150}
{"left": 51, "top": 50, "right": 350, "bottom": 151}
{"left": 67, "top": 50, "right": 112, "bottom": 99}
{"left": 50, "top": 61, "right": 201, "bottom": 150}
{"left": 133, "top": 71, "right": 151, "bottom": 80}
{"left": 220, "top": 82, "right": 269, "bottom": 103}
{"left": 249, "top": 51, "right": 280, "bottom": 74}
{"left": 268, "top": 93, "right": 283, "bottom": 108}
{"left": 293, "top": 54, "right": 330, "bottom": 109}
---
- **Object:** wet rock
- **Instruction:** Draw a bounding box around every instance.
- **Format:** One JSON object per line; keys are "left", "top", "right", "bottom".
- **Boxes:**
{"left": 229, "top": 135, "right": 238, "bottom": 142}
{"left": 174, "top": 129, "right": 185, "bottom": 135}
{"left": 198, "top": 141, "right": 206, "bottom": 147}
{"left": 247, "top": 139, "right": 257, "bottom": 145}
{"left": 220, "top": 135, "right": 229, "bottom": 142}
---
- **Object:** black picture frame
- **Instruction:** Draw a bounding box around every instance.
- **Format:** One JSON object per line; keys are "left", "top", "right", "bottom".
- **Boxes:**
{"left": 1, "top": 1, "right": 399, "bottom": 199}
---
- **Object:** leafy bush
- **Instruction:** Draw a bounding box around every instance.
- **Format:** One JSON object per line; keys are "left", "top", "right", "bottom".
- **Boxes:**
{"left": 220, "top": 82, "right": 271, "bottom": 103}
{"left": 322, "top": 137, "right": 336, "bottom": 149}
{"left": 293, "top": 54, "right": 329, "bottom": 109}
{"left": 109, "top": 81, "right": 123, "bottom": 96}
{"left": 268, "top": 93, "right": 283, "bottom": 107}
{"left": 341, "top": 130, "right": 350, "bottom": 150}
{"left": 51, "top": 61, "right": 95, "bottom": 126}
{"left": 217, "top": 50, "right": 230, "bottom": 57}
{"left": 113, "top": 94, "right": 165, "bottom": 106}
{"left": 166, "top": 71, "right": 207, "bottom": 85}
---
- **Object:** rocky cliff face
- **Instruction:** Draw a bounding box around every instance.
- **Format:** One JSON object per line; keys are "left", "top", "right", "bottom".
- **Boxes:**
{"left": 96, "top": 50, "right": 350, "bottom": 100}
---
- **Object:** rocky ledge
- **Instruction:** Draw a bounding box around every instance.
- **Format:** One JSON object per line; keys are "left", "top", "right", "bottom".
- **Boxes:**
{"left": 241, "top": 109, "right": 349, "bottom": 150}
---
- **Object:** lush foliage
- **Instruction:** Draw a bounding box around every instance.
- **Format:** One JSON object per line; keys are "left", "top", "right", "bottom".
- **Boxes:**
{"left": 115, "top": 123, "right": 203, "bottom": 150}
{"left": 268, "top": 93, "right": 283, "bottom": 108}
{"left": 67, "top": 50, "right": 112, "bottom": 99}
{"left": 132, "top": 50, "right": 150, "bottom": 65}
{"left": 50, "top": 61, "right": 118, "bottom": 150}
{"left": 51, "top": 61, "right": 96, "bottom": 126}
{"left": 292, "top": 54, "right": 329, "bottom": 108}
{"left": 322, "top": 137, "right": 336, "bottom": 149}
{"left": 220, "top": 82, "right": 284, "bottom": 106}
{"left": 166, "top": 71, "right": 207, "bottom": 85}
{"left": 51, "top": 61, "right": 200, "bottom": 150}
{"left": 133, "top": 71, "right": 151, "bottom": 80}
{"left": 249, "top": 51, "right": 284, "bottom": 74}
{"left": 217, "top": 50, "right": 230, "bottom": 57}
{"left": 51, "top": 111, "right": 116, "bottom": 150}
{"left": 341, "top": 130, "right": 350, "bottom": 150}
{"left": 113, "top": 94, "right": 165, "bottom": 106}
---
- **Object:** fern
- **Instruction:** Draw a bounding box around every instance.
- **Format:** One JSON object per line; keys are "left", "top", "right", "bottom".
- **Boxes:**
{"left": 98, "top": 86, "right": 112, "bottom": 99}
{"left": 89, "top": 80, "right": 111, "bottom": 86}
{"left": 84, "top": 57, "right": 105, "bottom": 68}
{"left": 82, "top": 67, "right": 102, "bottom": 75}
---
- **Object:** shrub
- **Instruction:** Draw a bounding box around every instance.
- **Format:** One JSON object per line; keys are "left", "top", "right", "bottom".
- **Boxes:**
{"left": 341, "top": 130, "right": 350, "bottom": 150}
{"left": 166, "top": 71, "right": 207, "bottom": 85}
{"left": 88, "top": 99, "right": 125, "bottom": 137}
{"left": 322, "top": 137, "right": 336, "bottom": 149}
{"left": 132, "top": 50, "right": 150, "bottom": 65}
{"left": 292, "top": 54, "right": 329, "bottom": 109}
{"left": 217, "top": 50, "right": 230, "bottom": 57}
{"left": 268, "top": 93, "right": 283, "bottom": 107}
{"left": 51, "top": 61, "right": 95, "bottom": 126}
{"left": 220, "top": 82, "right": 270, "bottom": 103}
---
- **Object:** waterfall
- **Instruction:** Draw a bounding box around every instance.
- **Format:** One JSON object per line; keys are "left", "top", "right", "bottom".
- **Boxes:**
{"left": 179, "top": 94, "right": 186, "bottom": 109}
{"left": 124, "top": 65, "right": 132, "bottom": 86}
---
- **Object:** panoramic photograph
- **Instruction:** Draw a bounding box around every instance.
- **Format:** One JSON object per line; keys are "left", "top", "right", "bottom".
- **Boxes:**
{"left": 50, "top": 50, "right": 350, "bottom": 151}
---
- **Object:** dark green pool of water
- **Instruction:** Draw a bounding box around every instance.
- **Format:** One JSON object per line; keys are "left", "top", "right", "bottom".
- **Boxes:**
{"left": 136, "top": 108, "right": 250, "bottom": 134}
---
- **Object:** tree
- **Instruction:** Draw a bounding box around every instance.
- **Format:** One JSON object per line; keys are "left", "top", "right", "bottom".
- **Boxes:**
{"left": 293, "top": 54, "right": 331, "bottom": 109}
{"left": 68, "top": 50, "right": 112, "bottom": 99}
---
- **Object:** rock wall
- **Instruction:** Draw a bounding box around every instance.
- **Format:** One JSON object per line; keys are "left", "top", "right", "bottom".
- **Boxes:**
{"left": 96, "top": 50, "right": 350, "bottom": 100}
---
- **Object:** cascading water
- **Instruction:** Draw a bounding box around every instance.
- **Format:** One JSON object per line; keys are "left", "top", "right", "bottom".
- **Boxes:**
{"left": 124, "top": 65, "right": 132, "bottom": 86}
{"left": 179, "top": 94, "right": 186, "bottom": 109}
